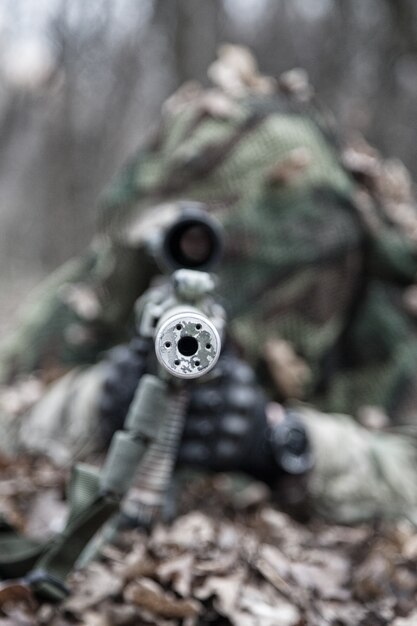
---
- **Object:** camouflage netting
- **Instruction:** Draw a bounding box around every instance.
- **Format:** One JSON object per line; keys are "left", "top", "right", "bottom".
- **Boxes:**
{"left": 95, "top": 44, "right": 417, "bottom": 421}
{"left": 3, "top": 45, "right": 417, "bottom": 418}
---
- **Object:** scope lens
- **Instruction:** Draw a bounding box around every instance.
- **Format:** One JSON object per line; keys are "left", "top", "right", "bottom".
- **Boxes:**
{"left": 179, "top": 225, "right": 212, "bottom": 265}
{"left": 164, "top": 217, "right": 221, "bottom": 270}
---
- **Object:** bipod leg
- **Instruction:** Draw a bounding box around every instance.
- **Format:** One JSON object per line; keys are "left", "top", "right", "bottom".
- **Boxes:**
{"left": 121, "top": 385, "right": 189, "bottom": 527}
{"left": 99, "top": 374, "right": 169, "bottom": 497}
{"left": 77, "top": 374, "right": 169, "bottom": 567}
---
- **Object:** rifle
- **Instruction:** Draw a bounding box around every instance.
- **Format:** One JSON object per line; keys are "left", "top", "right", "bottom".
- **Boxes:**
{"left": 0, "top": 203, "right": 225, "bottom": 604}
{"left": 101, "top": 204, "right": 226, "bottom": 525}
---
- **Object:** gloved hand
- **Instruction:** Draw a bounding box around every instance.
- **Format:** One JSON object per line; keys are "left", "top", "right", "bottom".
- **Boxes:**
{"left": 98, "top": 336, "right": 152, "bottom": 445}
{"left": 98, "top": 340, "right": 313, "bottom": 482}
{"left": 178, "top": 351, "right": 314, "bottom": 484}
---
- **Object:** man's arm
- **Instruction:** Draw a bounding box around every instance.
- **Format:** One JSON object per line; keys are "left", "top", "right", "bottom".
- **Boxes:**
{"left": 0, "top": 234, "right": 154, "bottom": 462}
{"left": 297, "top": 406, "right": 417, "bottom": 523}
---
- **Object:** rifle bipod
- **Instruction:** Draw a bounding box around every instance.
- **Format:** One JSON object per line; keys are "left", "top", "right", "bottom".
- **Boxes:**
{"left": 0, "top": 374, "right": 171, "bottom": 604}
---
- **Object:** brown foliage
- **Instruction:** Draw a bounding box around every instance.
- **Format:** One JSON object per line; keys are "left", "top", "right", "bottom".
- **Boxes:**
{"left": 1, "top": 459, "right": 417, "bottom": 624}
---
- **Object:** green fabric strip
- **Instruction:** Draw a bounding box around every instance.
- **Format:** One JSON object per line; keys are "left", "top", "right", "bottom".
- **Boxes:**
{"left": 0, "top": 465, "right": 119, "bottom": 601}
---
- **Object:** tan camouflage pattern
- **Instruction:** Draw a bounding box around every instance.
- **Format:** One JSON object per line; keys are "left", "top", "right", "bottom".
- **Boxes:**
{"left": 2, "top": 46, "right": 417, "bottom": 522}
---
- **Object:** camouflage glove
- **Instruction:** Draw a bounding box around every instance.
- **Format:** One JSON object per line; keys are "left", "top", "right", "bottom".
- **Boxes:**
{"left": 178, "top": 351, "right": 314, "bottom": 484}
{"left": 98, "top": 336, "right": 152, "bottom": 445}
{"left": 99, "top": 342, "right": 313, "bottom": 483}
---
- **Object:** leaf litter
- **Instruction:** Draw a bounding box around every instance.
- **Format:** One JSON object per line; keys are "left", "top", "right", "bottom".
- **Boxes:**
{"left": 1, "top": 457, "right": 417, "bottom": 625}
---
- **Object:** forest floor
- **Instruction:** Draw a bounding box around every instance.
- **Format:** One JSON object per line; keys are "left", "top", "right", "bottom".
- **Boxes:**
{"left": 1, "top": 456, "right": 417, "bottom": 626}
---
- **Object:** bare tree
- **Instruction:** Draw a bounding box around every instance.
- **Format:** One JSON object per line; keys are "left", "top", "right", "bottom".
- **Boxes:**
{"left": 1, "top": 0, "right": 417, "bottom": 331}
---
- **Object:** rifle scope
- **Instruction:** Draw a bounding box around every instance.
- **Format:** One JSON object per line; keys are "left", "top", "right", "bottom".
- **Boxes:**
{"left": 159, "top": 205, "right": 223, "bottom": 273}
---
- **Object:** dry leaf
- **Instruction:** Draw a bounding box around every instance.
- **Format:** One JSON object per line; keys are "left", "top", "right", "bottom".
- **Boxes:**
{"left": 153, "top": 512, "right": 216, "bottom": 551}
{"left": 157, "top": 553, "right": 194, "bottom": 597}
{"left": 393, "top": 610, "right": 417, "bottom": 625}
{"left": 253, "top": 544, "right": 293, "bottom": 600}
{"left": 195, "top": 572, "right": 244, "bottom": 617}
{"left": 208, "top": 44, "right": 276, "bottom": 96}
{"left": 64, "top": 564, "right": 123, "bottom": 614}
{"left": 116, "top": 544, "right": 157, "bottom": 581}
{"left": 291, "top": 555, "right": 350, "bottom": 601}
{"left": 239, "top": 583, "right": 300, "bottom": 626}
{"left": 2, "top": 457, "right": 417, "bottom": 625}
{"left": 263, "top": 338, "right": 311, "bottom": 399}
{"left": 80, "top": 612, "right": 110, "bottom": 626}
{"left": 267, "top": 147, "right": 312, "bottom": 188}
{"left": 124, "top": 578, "right": 201, "bottom": 618}
{"left": 58, "top": 283, "right": 101, "bottom": 320}
{"left": 278, "top": 68, "right": 313, "bottom": 101}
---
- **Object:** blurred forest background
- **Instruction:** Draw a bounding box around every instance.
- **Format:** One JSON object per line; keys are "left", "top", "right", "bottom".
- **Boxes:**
{"left": 0, "top": 0, "right": 417, "bottom": 331}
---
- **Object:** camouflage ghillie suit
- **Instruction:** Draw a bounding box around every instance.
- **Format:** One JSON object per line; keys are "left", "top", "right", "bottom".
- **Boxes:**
{"left": 2, "top": 46, "right": 417, "bottom": 523}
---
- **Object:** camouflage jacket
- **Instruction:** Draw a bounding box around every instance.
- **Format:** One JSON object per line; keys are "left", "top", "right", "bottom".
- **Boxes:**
{"left": 2, "top": 47, "right": 417, "bottom": 523}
